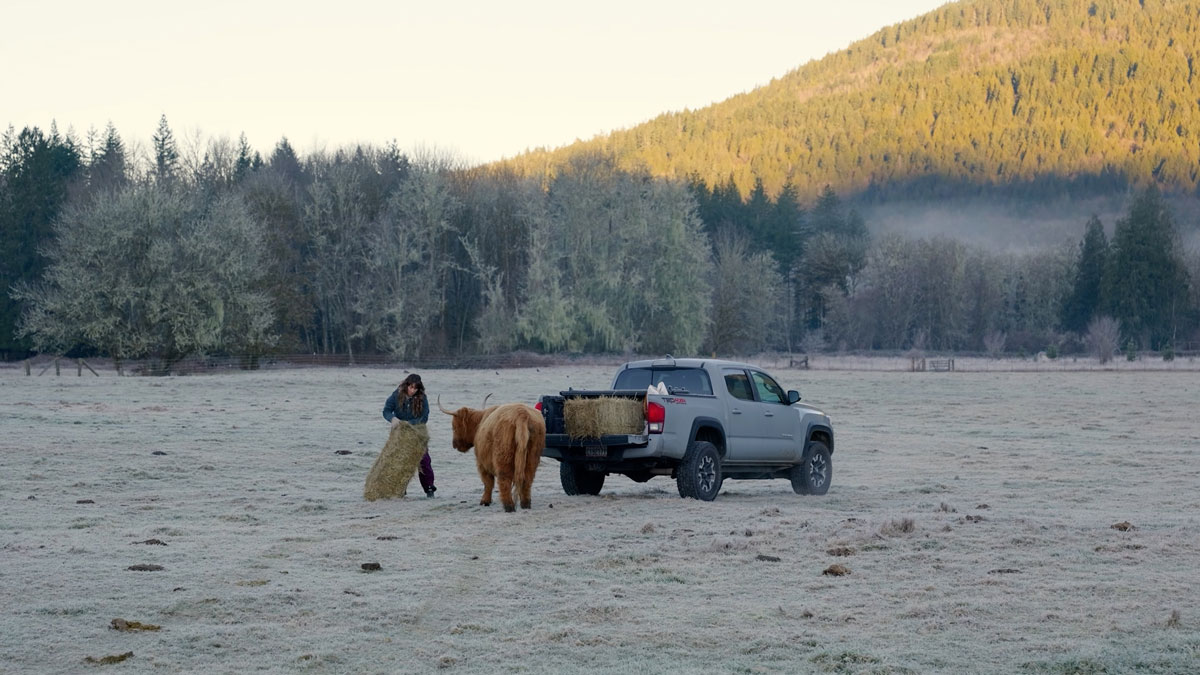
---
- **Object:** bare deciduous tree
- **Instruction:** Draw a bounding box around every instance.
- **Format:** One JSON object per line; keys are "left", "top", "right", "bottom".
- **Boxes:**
{"left": 983, "top": 330, "right": 1007, "bottom": 358}
{"left": 355, "top": 168, "right": 456, "bottom": 358}
{"left": 1085, "top": 315, "right": 1121, "bottom": 364}
{"left": 14, "top": 186, "right": 274, "bottom": 371}
{"left": 801, "top": 327, "right": 827, "bottom": 355}
{"left": 707, "top": 229, "right": 780, "bottom": 355}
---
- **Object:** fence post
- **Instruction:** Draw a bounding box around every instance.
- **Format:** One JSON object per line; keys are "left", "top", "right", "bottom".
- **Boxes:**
{"left": 55, "top": 358, "right": 60, "bottom": 376}
{"left": 77, "top": 358, "right": 82, "bottom": 376}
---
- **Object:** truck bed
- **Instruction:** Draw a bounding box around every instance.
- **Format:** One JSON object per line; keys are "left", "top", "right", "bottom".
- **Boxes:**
{"left": 539, "top": 389, "right": 647, "bottom": 436}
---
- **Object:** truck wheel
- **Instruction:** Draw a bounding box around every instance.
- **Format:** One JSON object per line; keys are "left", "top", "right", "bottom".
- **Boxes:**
{"left": 560, "top": 461, "right": 605, "bottom": 495}
{"left": 677, "top": 441, "right": 723, "bottom": 501}
{"left": 791, "top": 441, "right": 832, "bottom": 496}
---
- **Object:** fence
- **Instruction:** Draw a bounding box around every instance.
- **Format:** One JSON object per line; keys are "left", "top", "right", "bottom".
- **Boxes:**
{"left": 17, "top": 351, "right": 620, "bottom": 376}
{"left": 910, "top": 357, "right": 955, "bottom": 372}
{"left": 24, "top": 357, "right": 100, "bottom": 377}
{"left": 12, "top": 351, "right": 1200, "bottom": 376}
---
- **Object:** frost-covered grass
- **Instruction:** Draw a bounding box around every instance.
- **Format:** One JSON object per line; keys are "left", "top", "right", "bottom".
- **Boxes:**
{"left": 2, "top": 365, "right": 1198, "bottom": 673}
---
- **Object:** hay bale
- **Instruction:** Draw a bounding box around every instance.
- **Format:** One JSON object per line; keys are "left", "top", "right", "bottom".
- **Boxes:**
{"left": 364, "top": 422, "right": 430, "bottom": 501}
{"left": 564, "top": 397, "right": 644, "bottom": 439}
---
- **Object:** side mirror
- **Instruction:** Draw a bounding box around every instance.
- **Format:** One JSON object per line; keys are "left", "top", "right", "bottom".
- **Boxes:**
{"left": 788, "top": 390, "right": 801, "bottom": 404}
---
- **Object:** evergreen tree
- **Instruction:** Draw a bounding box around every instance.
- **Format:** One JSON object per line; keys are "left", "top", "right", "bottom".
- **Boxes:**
{"left": 798, "top": 186, "right": 870, "bottom": 330}
{"left": 809, "top": 185, "right": 846, "bottom": 235}
{"left": 0, "top": 126, "right": 82, "bottom": 356}
{"left": 268, "top": 137, "right": 304, "bottom": 185}
{"left": 152, "top": 114, "right": 180, "bottom": 185}
{"left": 1061, "top": 215, "right": 1108, "bottom": 333}
{"left": 89, "top": 122, "right": 129, "bottom": 194}
{"left": 771, "top": 180, "right": 806, "bottom": 272}
{"left": 746, "top": 177, "right": 772, "bottom": 248}
{"left": 233, "top": 133, "right": 261, "bottom": 183}
{"left": 1105, "top": 186, "right": 1190, "bottom": 348}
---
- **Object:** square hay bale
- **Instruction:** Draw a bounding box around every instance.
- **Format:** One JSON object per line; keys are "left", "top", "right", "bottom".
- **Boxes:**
{"left": 364, "top": 422, "right": 430, "bottom": 501}
{"left": 564, "top": 397, "right": 644, "bottom": 439}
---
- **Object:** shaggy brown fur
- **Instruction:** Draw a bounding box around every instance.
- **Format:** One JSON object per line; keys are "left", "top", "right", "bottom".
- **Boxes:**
{"left": 363, "top": 422, "right": 430, "bottom": 501}
{"left": 443, "top": 402, "right": 546, "bottom": 512}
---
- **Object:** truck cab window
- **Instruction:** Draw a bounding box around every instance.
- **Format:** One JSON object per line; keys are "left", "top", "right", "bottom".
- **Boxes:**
{"left": 613, "top": 368, "right": 652, "bottom": 390}
{"left": 724, "top": 371, "right": 754, "bottom": 401}
{"left": 661, "top": 369, "right": 712, "bottom": 395}
{"left": 751, "top": 371, "right": 786, "bottom": 404}
{"left": 614, "top": 367, "right": 712, "bottom": 395}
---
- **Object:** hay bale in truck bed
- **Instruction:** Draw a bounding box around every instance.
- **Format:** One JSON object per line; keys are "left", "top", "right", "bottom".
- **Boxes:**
{"left": 564, "top": 397, "right": 644, "bottom": 439}
{"left": 364, "top": 422, "right": 430, "bottom": 501}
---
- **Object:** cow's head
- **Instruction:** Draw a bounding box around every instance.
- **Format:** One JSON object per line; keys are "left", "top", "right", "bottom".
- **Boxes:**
{"left": 438, "top": 394, "right": 493, "bottom": 453}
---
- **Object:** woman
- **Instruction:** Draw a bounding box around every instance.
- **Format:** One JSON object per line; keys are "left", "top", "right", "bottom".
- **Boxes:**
{"left": 382, "top": 373, "right": 436, "bottom": 497}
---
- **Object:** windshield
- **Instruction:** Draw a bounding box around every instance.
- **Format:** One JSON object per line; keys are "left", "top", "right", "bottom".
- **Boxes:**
{"left": 613, "top": 367, "right": 713, "bottom": 395}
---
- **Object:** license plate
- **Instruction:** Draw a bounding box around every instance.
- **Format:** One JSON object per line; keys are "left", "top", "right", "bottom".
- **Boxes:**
{"left": 585, "top": 445, "right": 606, "bottom": 458}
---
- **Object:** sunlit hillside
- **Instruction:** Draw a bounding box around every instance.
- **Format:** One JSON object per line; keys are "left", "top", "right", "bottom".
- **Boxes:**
{"left": 501, "top": 0, "right": 1200, "bottom": 206}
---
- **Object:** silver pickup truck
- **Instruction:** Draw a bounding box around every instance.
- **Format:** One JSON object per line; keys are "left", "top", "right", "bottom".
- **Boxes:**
{"left": 538, "top": 357, "right": 835, "bottom": 501}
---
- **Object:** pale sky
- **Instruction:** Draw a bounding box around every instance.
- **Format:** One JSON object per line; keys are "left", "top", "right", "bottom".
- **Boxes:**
{"left": 3, "top": 0, "right": 949, "bottom": 166}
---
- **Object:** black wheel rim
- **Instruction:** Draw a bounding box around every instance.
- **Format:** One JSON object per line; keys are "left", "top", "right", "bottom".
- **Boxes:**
{"left": 808, "top": 453, "right": 827, "bottom": 489}
{"left": 697, "top": 454, "right": 717, "bottom": 494}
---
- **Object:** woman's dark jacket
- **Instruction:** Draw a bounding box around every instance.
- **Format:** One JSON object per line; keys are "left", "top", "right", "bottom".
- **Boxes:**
{"left": 382, "top": 390, "right": 429, "bottom": 424}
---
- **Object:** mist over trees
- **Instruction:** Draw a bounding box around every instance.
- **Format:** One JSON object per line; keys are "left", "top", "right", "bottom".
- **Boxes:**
{"left": 1, "top": 117, "right": 1197, "bottom": 367}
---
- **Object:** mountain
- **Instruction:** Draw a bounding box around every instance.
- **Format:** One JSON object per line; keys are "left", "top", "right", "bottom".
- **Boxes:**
{"left": 498, "top": 0, "right": 1200, "bottom": 245}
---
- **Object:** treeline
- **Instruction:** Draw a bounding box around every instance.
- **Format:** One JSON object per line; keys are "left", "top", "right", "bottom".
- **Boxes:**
{"left": 2, "top": 121, "right": 1197, "bottom": 368}
{"left": 502, "top": 0, "right": 1200, "bottom": 204}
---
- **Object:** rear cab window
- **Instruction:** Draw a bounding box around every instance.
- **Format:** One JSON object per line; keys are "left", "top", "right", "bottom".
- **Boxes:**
{"left": 613, "top": 367, "right": 713, "bottom": 396}
{"left": 722, "top": 369, "right": 754, "bottom": 401}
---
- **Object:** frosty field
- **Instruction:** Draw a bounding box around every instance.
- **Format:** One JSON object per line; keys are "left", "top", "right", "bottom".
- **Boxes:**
{"left": 2, "top": 363, "right": 1198, "bottom": 674}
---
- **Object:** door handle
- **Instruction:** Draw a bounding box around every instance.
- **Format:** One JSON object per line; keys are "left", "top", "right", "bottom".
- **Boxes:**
{"left": 731, "top": 408, "right": 742, "bottom": 414}
{"left": 764, "top": 412, "right": 774, "bottom": 417}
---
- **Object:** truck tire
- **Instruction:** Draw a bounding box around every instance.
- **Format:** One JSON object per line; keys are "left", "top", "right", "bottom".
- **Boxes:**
{"left": 560, "top": 461, "right": 605, "bottom": 495}
{"left": 676, "top": 441, "right": 722, "bottom": 501}
{"left": 791, "top": 440, "right": 832, "bottom": 496}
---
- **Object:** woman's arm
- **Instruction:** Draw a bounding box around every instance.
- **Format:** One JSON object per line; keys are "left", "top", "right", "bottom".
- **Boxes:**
{"left": 382, "top": 389, "right": 399, "bottom": 421}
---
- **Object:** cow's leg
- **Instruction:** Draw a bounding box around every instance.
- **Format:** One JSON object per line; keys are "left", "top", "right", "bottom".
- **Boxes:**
{"left": 517, "top": 479, "right": 532, "bottom": 510}
{"left": 496, "top": 470, "right": 516, "bottom": 512}
{"left": 476, "top": 460, "right": 494, "bottom": 506}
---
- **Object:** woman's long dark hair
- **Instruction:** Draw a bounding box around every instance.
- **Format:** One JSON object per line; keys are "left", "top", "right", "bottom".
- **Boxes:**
{"left": 398, "top": 373, "right": 425, "bottom": 418}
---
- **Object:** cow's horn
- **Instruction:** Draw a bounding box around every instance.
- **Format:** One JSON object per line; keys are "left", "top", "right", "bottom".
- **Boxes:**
{"left": 437, "top": 395, "right": 454, "bottom": 415}
{"left": 482, "top": 393, "right": 493, "bottom": 407}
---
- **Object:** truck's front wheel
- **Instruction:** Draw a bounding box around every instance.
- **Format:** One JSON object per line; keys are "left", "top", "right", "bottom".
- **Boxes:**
{"left": 560, "top": 461, "right": 605, "bottom": 495}
{"left": 791, "top": 441, "right": 832, "bottom": 496}
{"left": 677, "top": 441, "right": 723, "bottom": 501}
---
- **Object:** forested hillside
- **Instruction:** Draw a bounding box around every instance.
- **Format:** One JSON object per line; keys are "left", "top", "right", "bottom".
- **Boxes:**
{"left": 504, "top": 0, "right": 1200, "bottom": 204}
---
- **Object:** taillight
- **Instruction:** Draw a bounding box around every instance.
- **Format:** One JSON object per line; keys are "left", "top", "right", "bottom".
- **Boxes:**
{"left": 534, "top": 401, "right": 543, "bottom": 412}
{"left": 646, "top": 401, "right": 665, "bottom": 434}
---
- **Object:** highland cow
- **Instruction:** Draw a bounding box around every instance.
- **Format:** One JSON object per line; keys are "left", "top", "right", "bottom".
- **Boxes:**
{"left": 441, "top": 398, "right": 546, "bottom": 512}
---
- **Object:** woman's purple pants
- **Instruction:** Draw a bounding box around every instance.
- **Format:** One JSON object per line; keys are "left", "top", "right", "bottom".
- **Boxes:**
{"left": 418, "top": 451, "right": 435, "bottom": 491}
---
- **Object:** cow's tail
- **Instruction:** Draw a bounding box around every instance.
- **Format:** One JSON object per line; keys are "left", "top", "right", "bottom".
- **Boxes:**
{"left": 513, "top": 412, "right": 532, "bottom": 488}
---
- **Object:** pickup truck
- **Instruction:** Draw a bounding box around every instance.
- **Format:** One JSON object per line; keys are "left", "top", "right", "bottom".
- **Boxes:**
{"left": 537, "top": 357, "right": 834, "bottom": 501}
